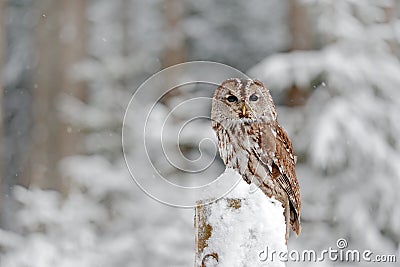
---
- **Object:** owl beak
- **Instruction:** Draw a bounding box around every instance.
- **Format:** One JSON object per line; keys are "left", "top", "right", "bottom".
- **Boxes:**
{"left": 241, "top": 104, "right": 247, "bottom": 116}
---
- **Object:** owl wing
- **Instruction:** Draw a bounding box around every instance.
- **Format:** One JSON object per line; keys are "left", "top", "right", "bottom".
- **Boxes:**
{"left": 251, "top": 121, "right": 301, "bottom": 218}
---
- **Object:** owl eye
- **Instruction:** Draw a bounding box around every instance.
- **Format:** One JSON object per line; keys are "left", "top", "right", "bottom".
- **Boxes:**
{"left": 226, "top": 95, "right": 238, "bottom": 102}
{"left": 249, "top": 94, "right": 258, "bottom": 101}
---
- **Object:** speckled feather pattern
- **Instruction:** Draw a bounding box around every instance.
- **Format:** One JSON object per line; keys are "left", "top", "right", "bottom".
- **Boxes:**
{"left": 211, "top": 78, "right": 301, "bottom": 241}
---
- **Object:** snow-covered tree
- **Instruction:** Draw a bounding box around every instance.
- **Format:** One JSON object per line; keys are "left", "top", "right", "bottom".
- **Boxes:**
{"left": 3, "top": 0, "right": 398, "bottom": 266}
{"left": 1, "top": 0, "right": 284, "bottom": 265}
{"left": 250, "top": 0, "right": 400, "bottom": 265}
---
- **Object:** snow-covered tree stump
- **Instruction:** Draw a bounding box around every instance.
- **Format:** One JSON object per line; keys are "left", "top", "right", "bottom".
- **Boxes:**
{"left": 194, "top": 169, "right": 287, "bottom": 267}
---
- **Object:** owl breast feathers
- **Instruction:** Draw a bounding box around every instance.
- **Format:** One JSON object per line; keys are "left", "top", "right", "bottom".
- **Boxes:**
{"left": 211, "top": 78, "right": 301, "bottom": 241}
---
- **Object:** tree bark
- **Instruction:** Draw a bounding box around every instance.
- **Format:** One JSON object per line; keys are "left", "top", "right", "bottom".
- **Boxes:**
{"left": 162, "top": 0, "right": 186, "bottom": 68}
{"left": 383, "top": 2, "right": 399, "bottom": 58}
{"left": 58, "top": 0, "right": 87, "bottom": 159}
{"left": 286, "top": 0, "right": 313, "bottom": 106}
{"left": 31, "top": 0, "right": 87, "bottom": 193}
{"left": 288, "top": 0, "right": 313, "bottom": 51}
{"left": 31, "top": 0, "right": 62, "bottom": 190}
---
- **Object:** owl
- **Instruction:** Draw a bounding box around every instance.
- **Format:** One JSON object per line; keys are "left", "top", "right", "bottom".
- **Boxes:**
{"left": 211, "top": 78, "right": 301, "bottom": 242}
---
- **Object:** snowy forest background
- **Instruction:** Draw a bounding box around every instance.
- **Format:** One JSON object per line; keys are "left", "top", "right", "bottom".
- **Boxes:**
{"left": 1, "top": 0, "right": 400, "bottom": 266}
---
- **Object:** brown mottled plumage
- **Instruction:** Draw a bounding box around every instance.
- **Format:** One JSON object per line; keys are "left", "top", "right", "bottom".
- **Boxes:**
{"left": 211, "top": 78, "right": 301, "bottom": 242}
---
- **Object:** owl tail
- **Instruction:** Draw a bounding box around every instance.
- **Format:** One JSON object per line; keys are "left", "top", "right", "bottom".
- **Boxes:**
{"left": 290, "top": 204, "right": 301, "bottom": 236}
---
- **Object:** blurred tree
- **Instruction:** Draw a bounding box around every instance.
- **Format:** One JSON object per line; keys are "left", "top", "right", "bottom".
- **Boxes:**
{"left": 285, "top": 0, "right": 313, "bottom": 107}
{"left": 383, "top": 1, "right": 400, "bottom": 58}
{"left": 288, "top": 0, "right": 313, "bottom": 51}
{"left": 0, "top": 0, "right": 5, "bottom": 227}
{"left": 31, "top": 0, "right": 59, "bottom": 190}
{"left": 0, "top": 1, "right": 291, "bottom": 265}
{"left": 5, "top": 1, "right": 400, "bottom": 266}
{"left": 184, "top": 0, "right": 288, "bottom": 70}
{"left": 120, "top": 0, "right": 133, "bottom": 88}
{"left": 250, "top": 0, "right": 400, "bottom": 258}
{"left": 2, "top": 0, "right": 35, "bottom": 229}
{"left": 162, "top": 0, "right": 186, "bottom": 68}
{"left": 31, "top": 0, "right": 87, "bottom": 192}
{"left": 58, "top": 0, "right": 87, "bottom": 193}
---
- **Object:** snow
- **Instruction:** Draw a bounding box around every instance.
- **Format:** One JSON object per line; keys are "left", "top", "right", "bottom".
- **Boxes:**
{"left": 249, "top": 1, "right": 400, "bottom": 265}
{"left": 199, "top": 168, "right": 287, "bottom": 267}
{"left": 2, "top": 0, "right": 400, "bottom": 266}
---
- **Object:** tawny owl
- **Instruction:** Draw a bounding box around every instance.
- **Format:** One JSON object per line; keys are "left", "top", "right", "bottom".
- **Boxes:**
{"left": 211, "top": 78, "right": 301, "bottom": 242}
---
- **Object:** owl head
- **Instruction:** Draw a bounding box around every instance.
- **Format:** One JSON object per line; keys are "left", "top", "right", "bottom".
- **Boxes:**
{"left": 211, "top": 78, "right": 277, "bottom": 126}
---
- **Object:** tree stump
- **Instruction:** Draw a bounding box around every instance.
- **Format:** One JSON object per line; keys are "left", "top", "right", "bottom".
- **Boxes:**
{"left": 194, "top": 196, "right": 287, "bottom": 267}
